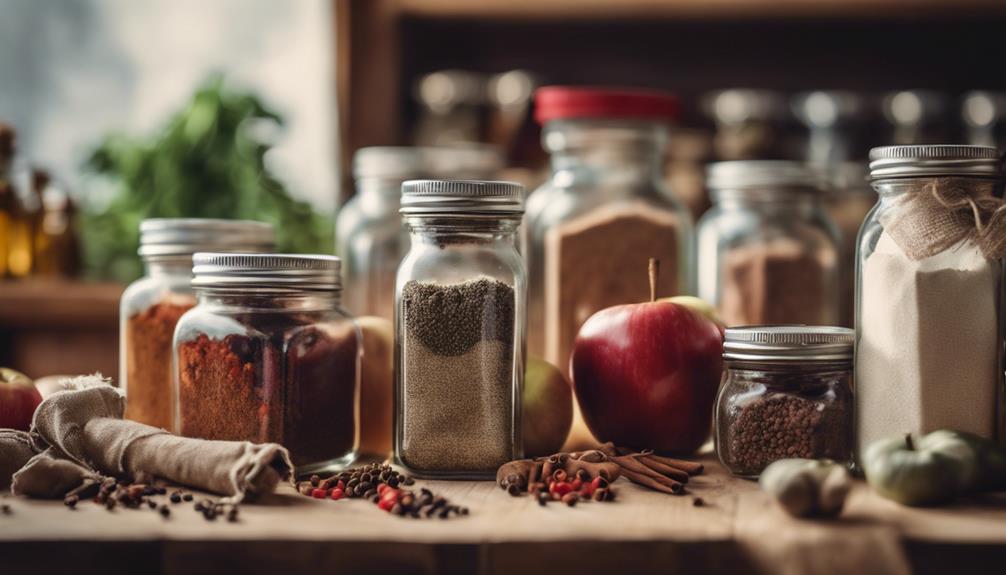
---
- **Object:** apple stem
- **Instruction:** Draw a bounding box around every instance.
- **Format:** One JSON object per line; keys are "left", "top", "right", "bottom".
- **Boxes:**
{"left": 648, "top": 258, "right": 659, "bottom": 303}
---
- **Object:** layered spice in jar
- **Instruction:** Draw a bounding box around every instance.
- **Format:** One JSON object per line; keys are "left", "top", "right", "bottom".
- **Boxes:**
{"left": 395, "top": 180, "right": 526, "bottom": 479}
{"left": 174, "top": 253, "right": 360, "bottom": 474}
{"left": 120, "top": 219, "right": 274, "bottom": 429}
{"left": 714, "top": 326, "right": 854, "bottom": 478}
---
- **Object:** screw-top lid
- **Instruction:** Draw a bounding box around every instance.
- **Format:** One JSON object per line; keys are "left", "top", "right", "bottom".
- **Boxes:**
{"left": 191, "top": 253, "right": 341, "bottom": 292}
{"left": 400, "top": 180, "right": 524, "bottom": 215}
{"left": 869, "top": 145, "right": 1002, "bottom": 179}
{"left": 707, "top": 161, "right": 824, "bottom": 191}
{"left": 138, "top": 219, "right": 276, "bottom": 258}
{"left": 723, "top": 326, "right": 853, "bottom": 363}
{"left": 534, "top": 86, "right": 679, "bottom": 125}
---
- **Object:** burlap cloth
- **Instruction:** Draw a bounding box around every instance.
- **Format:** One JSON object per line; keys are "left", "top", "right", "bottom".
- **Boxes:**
{"left": 883, "top": 178, "right": 1006, "bottom": 260}
{"left": 0, "top": 375, "right": 291, "bottom": 501}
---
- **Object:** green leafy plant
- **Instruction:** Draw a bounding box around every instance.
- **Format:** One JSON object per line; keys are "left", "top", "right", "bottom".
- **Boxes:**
{"left": 81, "top": 75, "right": 334, "bottom": 281}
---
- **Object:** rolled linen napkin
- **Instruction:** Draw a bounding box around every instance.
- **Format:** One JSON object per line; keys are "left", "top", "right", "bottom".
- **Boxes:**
{"left": 1, "top": 375, "right": 291, "bottom": 501}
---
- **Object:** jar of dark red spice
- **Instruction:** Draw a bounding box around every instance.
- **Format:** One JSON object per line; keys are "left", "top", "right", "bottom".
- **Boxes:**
{"left": 120, "top": 219, "right": 275, "bottom": 430}
{"left": 714, "top": 326, "right": 854, "bottom": 478}
{"left": 173, "top": 253, "right": 361, "bottom": 475}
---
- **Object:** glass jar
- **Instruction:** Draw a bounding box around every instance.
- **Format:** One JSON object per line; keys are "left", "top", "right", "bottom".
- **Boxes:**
{"left": 337, "top": 146, "right": 502, "bottom": 319}
{"left": 856, "top": 145, "right": 1004, "bottom": 456}
{"left": 824, "top": 162, "right": 875, "bottom": 328}
{"left": 174, "top": 253, "right": 360, "bottom": 475}
{"left": 395, "top": 179, "right": 526, "bottom": 479}
{"left": 715, "top": 326, "right": 854, "bottom": 478}
{"left": 526, "top": 87, "right": 693, "bottom": 368}
{"left": 120, "top": 219, "right": 274, "bottom": 429}
{"left": 698, "top": 161, "right": 840, "bottom": 327}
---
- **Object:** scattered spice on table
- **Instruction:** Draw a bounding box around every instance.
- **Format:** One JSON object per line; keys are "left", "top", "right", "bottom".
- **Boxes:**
{"left": 399, "top": 278, "right": 517, "bottom": 474}
{"left": 497, "top": 443, "right": 705, "bottom": 503}
{"left": 53, "top": 479, "right": 241, "bottom": 522}
{"left": 296, "top": 463, "right": 468, "bottom": 519}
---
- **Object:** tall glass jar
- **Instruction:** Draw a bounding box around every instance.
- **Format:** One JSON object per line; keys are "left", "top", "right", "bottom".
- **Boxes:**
{"left": 698, "top": 161, "right": 840, "bottom": 327}
{"left": 856, "top": 145, "right": 1004, "bottom": 456}
{"left": 120, "top": 219, "right": 274, "bottom": 429}
{"left": 526, "top": 87, "right": 693, "bottom": 369}
{"left": 174, "top": 253, "right": 360, "bottom": 475}
{"left": 337, "top": 145, "right": 502, "bottom": 320}
{"left": 395, "top": 179, "right": 526, "bottom": 479}
{"left": 824, "top": 162, "right": 875, "bottom": 328}
{"left": 715, "top": 326, "right": 854, "bottom": 478}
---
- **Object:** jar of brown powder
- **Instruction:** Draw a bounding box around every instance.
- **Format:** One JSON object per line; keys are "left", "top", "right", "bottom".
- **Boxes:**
{"left": 174, "top": 253, "right": 361, "bottom": 475}
{"left": 120, "top": 219, "right": 275, "bottom": 429}
{"left": 698, "top": 161, "right": 840, "bottom": 327}
{"left": 714, "top": 326, "right": 854, "bottom": 478}
{"left": 525, "top": 86, "right": 694, "bottom": 373}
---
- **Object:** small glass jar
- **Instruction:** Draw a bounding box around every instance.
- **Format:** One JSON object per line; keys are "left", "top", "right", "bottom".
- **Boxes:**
{"left": 715, "top": 326, "right": 854, "bottom": 478}
{"left": 698, "top": 161, "right": 840, "bottom": 327}
{"left": 174, "top": 253, "right": 361, "bottom": 475}
{"left": 337, "top": 146, "right": 502, "bottom": 320}
{"left": 395, "top": 179, "right": 526, "bottom": 479}
{"left": 856, "top": 145, "right": 1004, "bottom": 456}
{"left": 120, "top": 219, "right": 274, "bottom": 429}
{"left": 526, "top": 87, "right": 693, "bottom": 368}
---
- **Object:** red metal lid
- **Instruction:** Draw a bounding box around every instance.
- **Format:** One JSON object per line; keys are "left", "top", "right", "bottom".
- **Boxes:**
{"left": 534, "top": 86, "right": 680, "bottom": 124}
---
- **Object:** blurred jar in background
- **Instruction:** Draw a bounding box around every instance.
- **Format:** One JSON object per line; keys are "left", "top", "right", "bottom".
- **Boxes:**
{"left": 31, "top": 169, "right": 81, "bottom": 278}
{"left": 962, "top": 91, "right": 1006, "bottom": 148}
{"left": 413, "top": 70, "right": 488, "bottom": 147}
{"left": 702, "top": 89, "right": 791, "bottom": 160}
{"left": 337, "top": 145, "right": 503, "bottom": 319}
{"left": 0, "top": 123, "right": 35, "bottom": 278}
{"left": 823, "top": 163, "right": 874, "bottom": 328}
{"left": 792, "top": 91, "right": 872, "bottom": 167}
{"left": 526, "top": 86, "right": 694, "bottom": 370}
{"left": 698, "top": 161, "right": 840, "bottom": 327}
{"left": 882, "top": 90, "right": 950, "bottom": 145}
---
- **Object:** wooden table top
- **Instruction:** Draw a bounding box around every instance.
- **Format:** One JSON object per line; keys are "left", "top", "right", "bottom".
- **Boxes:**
{"left": 3, "top": 454, "right": 1005, "bottom": 575}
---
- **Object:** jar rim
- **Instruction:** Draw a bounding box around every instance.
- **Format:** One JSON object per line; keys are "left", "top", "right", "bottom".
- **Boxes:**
{"left": 723, "top": 325, "right": 853, "bottom": 362}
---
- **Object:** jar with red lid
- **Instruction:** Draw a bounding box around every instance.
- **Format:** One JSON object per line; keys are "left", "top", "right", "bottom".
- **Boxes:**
{"left": 525, "top": 86, "right": 694, "bottom": 373}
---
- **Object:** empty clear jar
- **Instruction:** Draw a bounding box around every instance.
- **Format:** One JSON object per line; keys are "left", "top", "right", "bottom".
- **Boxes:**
{"left": 337, "top": 146, "right": 502, "bottom": 319}
{"left": 120, "top": 219, "right": 274, "bottom": 429}
{"left": 715, "top": 326, "right": 854, "bottom": 478}
{"left": 526, "top": 87, "right": 693, "bottom": 368}
{"left": 174, "top": 253, "right": 361, "bottom": 475}
{"left": 395, "top": 180, "right": 526, "bottom": 479}
{"left": 698, "top": 161, "right": 840, "bottom": 327}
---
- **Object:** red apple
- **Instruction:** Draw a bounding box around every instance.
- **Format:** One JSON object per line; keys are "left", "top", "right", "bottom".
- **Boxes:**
{"left": 0, "top": 367, "right": 42, "bottom": 431}
{"left": 570, "top": 261, "right": 724, "bottom": 454}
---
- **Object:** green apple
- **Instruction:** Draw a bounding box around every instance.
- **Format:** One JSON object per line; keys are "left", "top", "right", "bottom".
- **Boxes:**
{"left": 659, "top": 295, "right": 723, "bottom": 327}
{"left": 523, "top": 357, "right": 573, "bottom": 457}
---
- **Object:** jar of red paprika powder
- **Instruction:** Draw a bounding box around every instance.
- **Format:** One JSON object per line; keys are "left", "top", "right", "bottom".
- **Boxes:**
{"left": 173, "top": 253, "right": 361, "bottom": 475}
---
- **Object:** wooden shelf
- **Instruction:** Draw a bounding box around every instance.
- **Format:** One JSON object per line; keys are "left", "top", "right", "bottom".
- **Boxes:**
{"left": 394, "top": 0, "right": 1006, "bottom": 19}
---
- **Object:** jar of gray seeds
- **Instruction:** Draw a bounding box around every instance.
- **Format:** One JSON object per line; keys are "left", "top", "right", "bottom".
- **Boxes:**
{"left": 394, "top": 179, "right": 526, "bottom": 479}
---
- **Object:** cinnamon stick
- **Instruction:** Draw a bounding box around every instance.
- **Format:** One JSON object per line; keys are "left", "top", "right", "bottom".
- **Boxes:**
{"left": 646, "top": 454, "right": 704, "bottom": 476}
{"left": 636, "top": 456, "right": 690, "bottom": 483}
{"left": 621, "top": 469, "right": 683, "bottom": 495}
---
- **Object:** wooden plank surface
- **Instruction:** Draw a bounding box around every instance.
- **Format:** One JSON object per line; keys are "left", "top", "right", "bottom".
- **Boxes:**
{"left": 3, "top": 455, "right": 1005, "bottom": 574}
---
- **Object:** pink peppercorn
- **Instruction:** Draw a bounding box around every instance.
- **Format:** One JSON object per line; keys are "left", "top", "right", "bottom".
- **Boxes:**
{"left": 311, "top": 488, "right": 327, "bottom": 499}
{"left": 330, "top": 488, "right": 344, "bottom": 500}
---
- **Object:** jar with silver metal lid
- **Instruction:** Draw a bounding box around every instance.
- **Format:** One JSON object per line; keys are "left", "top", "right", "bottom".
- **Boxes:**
{"left": 337, "top": 145, "right": 503, "bottom": 319}
{"left": 714, "top": 326, "right": 854, "bottom": 478}
{"left": 120, "top": 219, "right": 275, "bottom": 430}
{"left": 856, "top": 145, "right": 1004, "bottom": 457}
{"left": 698, "top": 161, "right": 841, "bottom": 327}
{"left": 395, "top": 179, "right": 526, "bottom": 478}
{"left": 173, "top": 253, "right": 361, "bottom": 475}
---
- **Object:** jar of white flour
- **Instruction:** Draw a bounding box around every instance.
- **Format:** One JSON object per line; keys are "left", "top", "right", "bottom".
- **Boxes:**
{"left": 856, "top": 145, "right": 1005, "bottom": 459}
